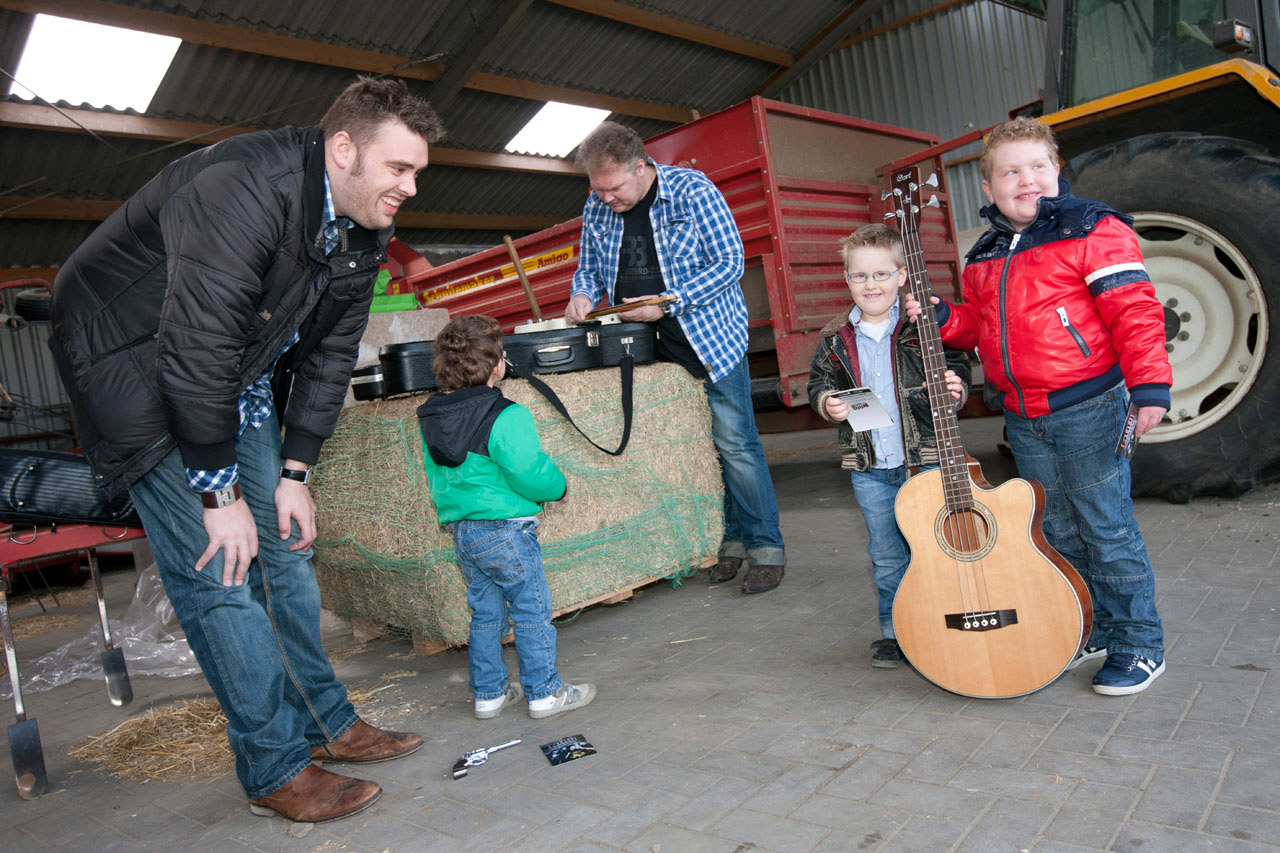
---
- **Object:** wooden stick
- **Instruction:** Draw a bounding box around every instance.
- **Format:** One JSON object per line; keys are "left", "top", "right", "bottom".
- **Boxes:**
{"left": 503, "top": 235, "right": 543, "bottom": 322}
{"left": 584, "top": 294, "right": 674, "bottom": 319}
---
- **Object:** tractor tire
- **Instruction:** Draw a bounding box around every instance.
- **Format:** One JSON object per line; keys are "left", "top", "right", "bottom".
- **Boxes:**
{"left": 13, "top": 287, "right": 52, "bottom": 322}
{"left": 1063, "top": 133, "right": 1280, "bottom": 502}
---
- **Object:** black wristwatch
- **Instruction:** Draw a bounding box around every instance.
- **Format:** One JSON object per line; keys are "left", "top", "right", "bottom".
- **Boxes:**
{"left": 280, "top": 467, "right": 311, "bottom": 485}
{"left": 200, "top": 483, "right": 242, "bottom": 509}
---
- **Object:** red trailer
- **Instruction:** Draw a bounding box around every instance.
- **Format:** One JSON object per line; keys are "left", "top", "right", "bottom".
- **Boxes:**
{"left": 386, "top": 97, "right": 963, "bottom": 426}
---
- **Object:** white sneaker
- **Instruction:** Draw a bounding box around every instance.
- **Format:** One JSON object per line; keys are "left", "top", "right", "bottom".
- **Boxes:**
{"left": 1066, "top": 644, "right": 1108, "bottom": 671}
{"left": 474, "top": 683, "right": 523, "bottom": 719}
{"left": 527, "top": 682, "right": 597, "bottom": 719}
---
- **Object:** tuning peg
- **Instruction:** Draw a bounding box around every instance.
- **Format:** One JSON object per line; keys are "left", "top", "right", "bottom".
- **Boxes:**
{"left": 894, "top": 209, "right": 904, "bottom": 219}
{"left": 883, "top": 211, "right": 895, "bottom": 220}
{"left": 910, "top": 204, "right": 919, "bottom": 215}
{"left": 924, "top": 173, "right": 939, "bottom": 188}
{"left": 893, "top": 188, "right": 903, "bottom": 197}
{"left": 909, "top": 182, "right": 918, "bottom": 193}
{"left": 925, "top": 194, "right": 941, "bottom": 209}
{"left": 881, "top": 189, "right": 892, "bottom": 200}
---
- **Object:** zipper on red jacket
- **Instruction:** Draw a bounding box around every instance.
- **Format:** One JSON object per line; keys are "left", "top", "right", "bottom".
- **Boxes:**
{"left": 998, "top": 232, "right": 1028, "bottom": 417}
{"left": 1056, "top": 306, "right": 1092, "bottom": 357}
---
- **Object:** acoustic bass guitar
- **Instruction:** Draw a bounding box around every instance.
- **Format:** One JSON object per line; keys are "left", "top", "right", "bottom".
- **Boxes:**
{"left": 887, "top": 167, "right": 1092, "bottom": 698}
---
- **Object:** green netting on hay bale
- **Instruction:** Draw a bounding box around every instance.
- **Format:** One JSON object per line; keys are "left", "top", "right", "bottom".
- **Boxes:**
{"left": 311, "top": 361, "right": 724, "bottom": 646}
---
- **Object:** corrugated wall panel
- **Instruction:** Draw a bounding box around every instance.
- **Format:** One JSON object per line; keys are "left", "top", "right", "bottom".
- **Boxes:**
{"left": 0, "top": 290, "right": 75, "bottom": 451}
{"left": 780, "top": 0, "right": 1047, "bottom": 232}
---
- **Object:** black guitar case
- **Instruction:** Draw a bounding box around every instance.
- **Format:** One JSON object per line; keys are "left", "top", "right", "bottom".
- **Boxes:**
{"left": 377, "top": 321, "right": 658, "bottom": 397}
{"left": 350, "top": 364, "right": 387, "bottom": 401}
{"left": 0, "top": 449, "right": 143, "bottom": 528}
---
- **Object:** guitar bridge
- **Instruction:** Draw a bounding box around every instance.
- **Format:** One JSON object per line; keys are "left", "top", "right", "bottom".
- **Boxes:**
{"left": 945, "top": 609, "right": 1018, "bottom": 632}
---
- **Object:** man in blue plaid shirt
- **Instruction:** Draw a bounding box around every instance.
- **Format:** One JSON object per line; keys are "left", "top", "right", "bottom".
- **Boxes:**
{"left": 567, "top": 122, "right": 786, "bottom": 594}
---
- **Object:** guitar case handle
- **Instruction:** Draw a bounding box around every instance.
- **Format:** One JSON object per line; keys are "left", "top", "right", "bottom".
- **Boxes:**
{"left": 519, "top": 356, "right": 634, "bottom": 456}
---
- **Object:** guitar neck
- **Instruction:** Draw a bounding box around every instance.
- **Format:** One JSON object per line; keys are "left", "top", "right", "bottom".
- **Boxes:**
{"left": 893, "top": 171, "right": 972, "bottom": 511}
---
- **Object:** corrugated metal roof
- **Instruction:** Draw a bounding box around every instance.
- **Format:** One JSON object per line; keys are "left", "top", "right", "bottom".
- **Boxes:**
{"left": 624, "top": 0, "right": 849, "bottom": 51}
{"left": 0, "top": 8, "right": 33, "bottom": 80}
{"left": 0, "top": 219, "right": 98, "bottom": 271}
{"left": 1, "top": 0, "right": 1050, "bottom": 267}
{"left": 0, "top": 126, "right": 208, "bottom": 200}
{"left": 151, "top": 0, "right": 490, "bottom": 56}
{"left": 482, "top": 2, "right": 774, "bottom": 110}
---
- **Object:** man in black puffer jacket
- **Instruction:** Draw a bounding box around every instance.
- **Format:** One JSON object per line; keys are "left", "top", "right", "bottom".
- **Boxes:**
{"left": 50, "top": 78, "right": 442, "bottom": 824}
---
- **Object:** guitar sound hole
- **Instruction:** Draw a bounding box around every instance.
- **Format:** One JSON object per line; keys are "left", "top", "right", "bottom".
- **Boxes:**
{"left": 940, "top": 509, "right": 990, "bottom": 558}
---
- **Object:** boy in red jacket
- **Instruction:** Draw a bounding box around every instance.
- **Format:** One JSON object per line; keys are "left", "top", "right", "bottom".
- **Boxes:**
{"left": 907, "top": 117, "right": 1172, "bottom": 695}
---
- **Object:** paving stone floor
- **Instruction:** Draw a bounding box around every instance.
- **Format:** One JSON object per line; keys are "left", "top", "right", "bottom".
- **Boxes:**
{"left": 3, "top": 419, "right": 1278, "bottom": 851}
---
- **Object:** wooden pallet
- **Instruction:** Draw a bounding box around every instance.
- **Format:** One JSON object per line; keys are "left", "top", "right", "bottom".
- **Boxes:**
{"left": 348, "top": 556, "right": 716, "bottom": 656}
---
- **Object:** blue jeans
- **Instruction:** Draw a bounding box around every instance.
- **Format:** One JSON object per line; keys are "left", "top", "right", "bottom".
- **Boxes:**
{"left": 452, "top": 518, "right": 561, "bottom": 702}
{"left": 704, "top": 357, "right": 785, "bottom": 566}
{"left": 850, "top": 466, "right": 912, "bottom": 639}
{"left": 1003, "top": 383, "right": 1164, "bottom": 659}
{"left": 129, "top": 415, "right": 357, "bottom": 798}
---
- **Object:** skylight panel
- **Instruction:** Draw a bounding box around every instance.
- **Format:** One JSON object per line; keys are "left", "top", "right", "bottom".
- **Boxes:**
{"left": 9, "top": 14, "right": 181, "bottom": 112}
{"left": 505, "top": 102, "right": 611, "bottom": 158}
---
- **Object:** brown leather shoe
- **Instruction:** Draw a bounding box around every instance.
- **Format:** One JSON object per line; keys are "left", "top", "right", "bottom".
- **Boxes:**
{"left": 248, "top": 764, "right": 381, "bottom": 823}
{"left": 310, "top": 719, "right": 424, "bottom": 765}
{"left": 742, "top": 563, "right": 784, "bottom": 594}
{"left": 708, "top": 556, "right": 743, "bottom": 584}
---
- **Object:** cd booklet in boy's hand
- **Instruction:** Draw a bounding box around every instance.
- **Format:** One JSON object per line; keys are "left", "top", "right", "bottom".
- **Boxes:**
{"left": 830, "top": 386, "right": 893, "bottom": 431}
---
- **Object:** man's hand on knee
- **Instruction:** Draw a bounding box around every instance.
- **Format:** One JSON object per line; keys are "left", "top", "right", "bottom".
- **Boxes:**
{"left": 198, "top": 500, "right": 258, "bottom": 586}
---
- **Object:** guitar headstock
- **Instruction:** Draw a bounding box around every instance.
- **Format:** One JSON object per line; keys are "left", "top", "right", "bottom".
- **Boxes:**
{"left": 883, "top": 166, "right": 940, "bottom": 235}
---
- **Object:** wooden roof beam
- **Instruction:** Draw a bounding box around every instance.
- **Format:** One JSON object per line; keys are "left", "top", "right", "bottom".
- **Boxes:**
{"left": 0, "top": 102, "right": 585, "bottom": 175}
{"left": 757, "top": 0, "right": 894, "bottom": 98}
{"left": 545, "top": 0, "right": 794, "bottom": 66}
{"left": 427, "top": 0, "right": 535, "bottom": 113}
{"left": 833, "top": 0, "right": 979, "bottom": 50}
{"left": 0, "top": 196, "right": 565, "bottom": 231}
{"left": 0, "top": 0, "right": 693, "bottom": 123}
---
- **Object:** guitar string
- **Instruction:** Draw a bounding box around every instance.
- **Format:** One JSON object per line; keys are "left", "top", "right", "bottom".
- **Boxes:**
{"left": 910, "top": 183, "right": 996, "bottom": 622}
{"left": 893, "top": 187, "right": 971, "bottom": 617}
{"left": 898, "top": 181, "right": 989, "bottom": 621}
{"left": 909, "top": 187, "right": 993, "bottom": 620}
{"left": 896, "top": 186, "right": 976, "bottom": 620}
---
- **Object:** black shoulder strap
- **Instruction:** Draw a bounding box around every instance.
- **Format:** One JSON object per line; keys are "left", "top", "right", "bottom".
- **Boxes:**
{"left": 520, "top": 356, "right": 635, "bottom": 456}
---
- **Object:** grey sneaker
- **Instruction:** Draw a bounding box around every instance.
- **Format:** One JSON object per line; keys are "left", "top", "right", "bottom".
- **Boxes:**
{"left": 528, "top": 682, "right": 597, "bottom": 719}
{"left": 474, "top": 683, "right": 524, "bottom": 719}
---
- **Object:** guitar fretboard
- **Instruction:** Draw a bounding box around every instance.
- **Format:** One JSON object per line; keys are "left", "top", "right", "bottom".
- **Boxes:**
{"left": 891, "top": 170, "right": 972, "bottom": 512}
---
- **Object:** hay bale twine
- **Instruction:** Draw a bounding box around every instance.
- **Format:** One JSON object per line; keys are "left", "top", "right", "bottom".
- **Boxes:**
{"left": 311, "top": 361, "right": 724, "bottom": 645}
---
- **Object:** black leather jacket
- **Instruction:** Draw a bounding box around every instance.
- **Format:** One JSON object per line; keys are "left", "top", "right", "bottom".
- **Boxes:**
{"left": 50, "top": 126, "right": 389, "bottom": 496}
{"left": 807, "top": 303, "right": 971, "bottom": 472}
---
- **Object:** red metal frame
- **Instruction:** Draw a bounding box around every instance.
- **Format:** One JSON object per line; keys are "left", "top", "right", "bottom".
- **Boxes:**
{"left": 386, "top": 97, "right": 964, "bottom": 409}
{"left": 1, "top": 524, "right": 146, "bottom": 580}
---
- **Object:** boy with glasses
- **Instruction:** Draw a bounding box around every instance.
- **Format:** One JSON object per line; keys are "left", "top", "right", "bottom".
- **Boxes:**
{"left": 808, "top": 224, "right": 970, "bottom": 668}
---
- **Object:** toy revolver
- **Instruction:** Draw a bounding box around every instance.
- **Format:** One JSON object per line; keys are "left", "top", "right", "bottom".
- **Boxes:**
{"left": 451, "top": 738, "right": 521, "bottom": 779}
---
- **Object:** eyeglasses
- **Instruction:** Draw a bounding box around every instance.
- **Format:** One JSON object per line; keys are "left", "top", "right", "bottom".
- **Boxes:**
{"left": 845, "top": 268, "right": 903, "bottom": 284}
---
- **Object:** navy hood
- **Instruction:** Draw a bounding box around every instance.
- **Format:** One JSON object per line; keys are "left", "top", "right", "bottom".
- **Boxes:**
{"left": 968, "top": 178, "right": 1133, "bottom": 262}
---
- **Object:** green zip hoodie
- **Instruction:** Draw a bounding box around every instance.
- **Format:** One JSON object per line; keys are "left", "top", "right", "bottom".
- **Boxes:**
{"left": 417, "top": 385, "right": 566, "bottom": 523}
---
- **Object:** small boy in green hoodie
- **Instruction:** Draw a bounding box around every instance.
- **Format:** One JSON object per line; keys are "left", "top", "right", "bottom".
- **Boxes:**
{"left": 417, "top": 314, "right": 597, "bottom": 720}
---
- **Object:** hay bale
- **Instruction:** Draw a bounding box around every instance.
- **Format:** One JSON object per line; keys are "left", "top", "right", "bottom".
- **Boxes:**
{"left": 311, "top": 361, "right": 724, "bottom": 646}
